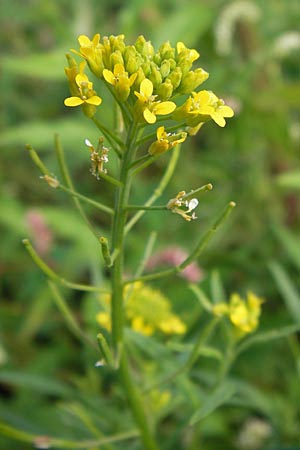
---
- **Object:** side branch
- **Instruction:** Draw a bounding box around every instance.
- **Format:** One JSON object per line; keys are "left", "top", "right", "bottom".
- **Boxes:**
{"left": 22, "top": 239, "right": 109, "bottom": 293}
{"left": 125, "top": 201, "right": 236, "bottom": 285}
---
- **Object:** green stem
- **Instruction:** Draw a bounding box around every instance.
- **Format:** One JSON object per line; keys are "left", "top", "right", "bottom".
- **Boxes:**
{"left": 108, "top": 122, "right": 160, "bottom": 450}
{"left": 58, "top": 184, "right": 114, "bottom": 215}
{"left": 125, "top": 201, "right": 236, "bottom": 285}
{"left": 120, "top": 352, "right": 160, "bottom": 450}
{"left": 110, "top": 122, "right": 139, "bottom": 358}
{"left": 48, "top": 281, "right": 97, "bottom": 350}
{"left": 92, "top": 116, "right": 123, "bottom": 156}
{"left": 125, "top": 145, "right": 181, "bottom": 235}
{"left": 126, "top": 205, "right": 167, "bottom": 211}
{"left": 0, "top": 422, "right": 139, "bottom": 449}
{"left": 22, "top": 239, "right": 108, "bottom": 293}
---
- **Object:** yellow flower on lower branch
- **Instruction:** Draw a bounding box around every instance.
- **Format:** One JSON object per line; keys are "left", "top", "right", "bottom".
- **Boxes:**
{"left": 212, "top": 291, "right": 263, "bottom": 334}
{"left": 96, "top": 282, "right": 186, "bottom": 336}
{"left": 229, "top": 292, "right": 263, "bottom": 333}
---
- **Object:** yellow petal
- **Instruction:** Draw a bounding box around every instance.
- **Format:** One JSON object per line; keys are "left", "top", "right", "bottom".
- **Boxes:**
{"left": 140, "top": 78, "right": 153, "bottom": 98}
{"left": 154, "top": 101, "right": 176, "bottom": 115}
{"left": 92, "top": 33, "right": 101, "bottom": 46}
{"left": 76, "top": 73, "right": 89, "bottom": 85}
{"left": 78, "top": 35, "right": 92, "bottom": 46}
{"left": 114, "top": 63, "right": 125, "bottom": 76}
{"left": 64, "top": 96, "right": 84, "bottom": 107}
{"left": 211, "top": 112, "right": 226, "bottom": 127}
{"left": 103, "top": 69, "right": 115, "bottom": 85}
{"left": 143, "top": 108, "right": 156, "bottom": 124}
{"left": 129, "top": 72, "right": 137, "bottom": 86}
{"left": 85, "top": 96, "right": 102, "bottom": 105}
{"left": 156, "top": 126, "right": 165, "bottom": 140}
{"left": 218, "top": 105, "right": 234, "bottom": 118}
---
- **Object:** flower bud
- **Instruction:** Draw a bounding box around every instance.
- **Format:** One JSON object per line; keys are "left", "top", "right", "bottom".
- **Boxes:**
{"left": 148, "top": 62, "right": 162, "bottom": 89}
{"left": 135, "top": 35, "right": 154, "bottom": 57}
{"left": 109, "top": 34, "right": 125, "bottom": 53}
{"left": 159, "top": 41, "right": 175, "bottom": 59}
{"left": 156, "top": 80, "right": 173, "bottom": 100}
{"left": 167, "top": 67, "right": 182, "bottom": 91}
{"left": 123, "top": 46, "right": 141, "bottom": 74}
{"left": 132, "top": 67, "right": 146, "bottom": 91}
{"left": 141, "top": 61, "right": 151, "bottom": 77}
{"left": 178, "top": 68, "right": 209, "bottom": 94}
{"left": 110, "top": 50, "right": 124, "bottom": 68}
{"left": 160, "top": 60, "right": 171, "bottom": 78}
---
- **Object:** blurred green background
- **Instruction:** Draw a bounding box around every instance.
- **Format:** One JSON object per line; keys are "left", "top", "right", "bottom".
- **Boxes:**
{"left": 1, "top": 0, "right": 300, "bottom": 449}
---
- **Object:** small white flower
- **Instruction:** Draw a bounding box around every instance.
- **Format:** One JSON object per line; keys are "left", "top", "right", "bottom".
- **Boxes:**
{"left": 186, "top": 198, "right": 199, "bottom": 212}
{"left": 85, "top": 138, "right": 93, "bottom": 148}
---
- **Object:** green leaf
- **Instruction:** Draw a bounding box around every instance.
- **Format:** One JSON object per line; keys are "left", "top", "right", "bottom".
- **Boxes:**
{"left": 0, "top": 371, "right": 73, "bottom": 397}
{"left": 189, "top": 381, "right": 236, "bottom": 425}
{"left": 269, "top": 261, "right": 300, "bottom": 324}
{"left": 236, "top": 323, "right": 300, "bottom": 356}
{"left": 272, "top": 226, "right": 300, "bottom": 272}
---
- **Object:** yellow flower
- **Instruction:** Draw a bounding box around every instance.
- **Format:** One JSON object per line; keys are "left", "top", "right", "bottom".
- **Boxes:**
{"left": 148, "top": 126, "right": 187, "bottom": 156}
{"left": 174, "top": 90, "right": 234, "bottom": 127}
{"left": 176, "top": 41, "right": 200, "bottom": 63}
{"left": 229, "top": 292, "right": 263, "bottom": 334}
{"left": 103, "top": 63, "right": 137, "bottom": 101}
{"left": 134, "top": 78, "right": 176, "bottom": 124}
{"left": 96, "top": 282, "right": 186, "bottom": 336}
{"left": 64, "top": 71, "right": 102, "bottom": 107}
{"left": 73, "top": 34, "right": 104, "bottom": 77}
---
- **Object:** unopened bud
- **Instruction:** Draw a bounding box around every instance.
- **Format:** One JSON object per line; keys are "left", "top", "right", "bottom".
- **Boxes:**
{"left": 159, "top": 41, "right": 175, "bottom": 59}
{"left": 167, "top": 67, "right": 182, "bottom": 91}
{"left": 156, "top": 79, "right": 173, "bottom": 100}
{"left": 148, "top": 63, "right": 162, "bottom": 89}
{"left": 160, "top": 60, "right": 171, "bottom": 78}
{"left": 110, "top": 50, "right": 124, "bottom": 68}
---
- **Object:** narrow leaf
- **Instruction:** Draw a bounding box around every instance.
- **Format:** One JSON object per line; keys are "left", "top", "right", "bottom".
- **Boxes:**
{"left": 269, "top": 261, "right": 300, "bottom": 324}
{"left": 189, "top": 382, "right": 236, "bottom": 425}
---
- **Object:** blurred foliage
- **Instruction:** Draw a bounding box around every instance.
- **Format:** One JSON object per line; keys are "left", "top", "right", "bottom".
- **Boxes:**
{"left": 1, "top": 0, "right": 300, "bottom": 449}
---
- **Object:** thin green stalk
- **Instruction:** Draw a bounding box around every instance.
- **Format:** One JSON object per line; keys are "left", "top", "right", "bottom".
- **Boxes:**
{"left": 92, "top": 116, "right": 123, "bottom": 155}
{"left": 125, "top": 205, "right": 167, "bottom": 211}
{"left": 125, "top": 145, "right": 181, "bottom": 235}
{"left": 110, "top": 122, "right": 139, "bottom": 357}
{"left": 130, "top": 155, "right": 160, "bottom": 177}
{"left": 48, "top": 281, "right": 97, "bottom": 350}
{"left": 125, "top": 201, "right": 236, "bottom": 285}
{"left": 0, "top": 422, "right": 139, "bottom": 449}
{"left": 120, "top": 352, "right": 160, "bottom": 450}
{"left": 58, "top": 184, "right": 114, "bottom": 215}
{"left": 22, "top": 239, "right": 108, "bottom": 293}
{"left": 143, "top": 317, "right": 220, "bottom": 394}
{"left": 108, "top": 122, "right": 160, "bottom": 450}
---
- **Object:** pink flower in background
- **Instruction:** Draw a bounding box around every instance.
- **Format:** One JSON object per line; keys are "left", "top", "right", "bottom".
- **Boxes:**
{"left": 25, "top": 210, "right": 53, "bottom": 256}
{"left": 146, "top": 246, "right": 203, "bottom": 283}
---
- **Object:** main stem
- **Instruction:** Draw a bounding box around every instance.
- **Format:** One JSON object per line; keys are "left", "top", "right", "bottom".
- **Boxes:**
{"left": 110, "top": 122, "right": 137, "bottom": 357}
{"left": 110, "top": 121, "right": 160, "bottom": 450}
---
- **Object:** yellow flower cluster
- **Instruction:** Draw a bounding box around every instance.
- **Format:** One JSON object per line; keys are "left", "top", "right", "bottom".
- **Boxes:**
{"left": 64, "top": 33, "right": 234, "bottom": 130}
{"left": 96, "top": 282, "right": 186, "bottom": 337}
{"left": 212, "top": 291, "right": 263, "bottom": 334}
